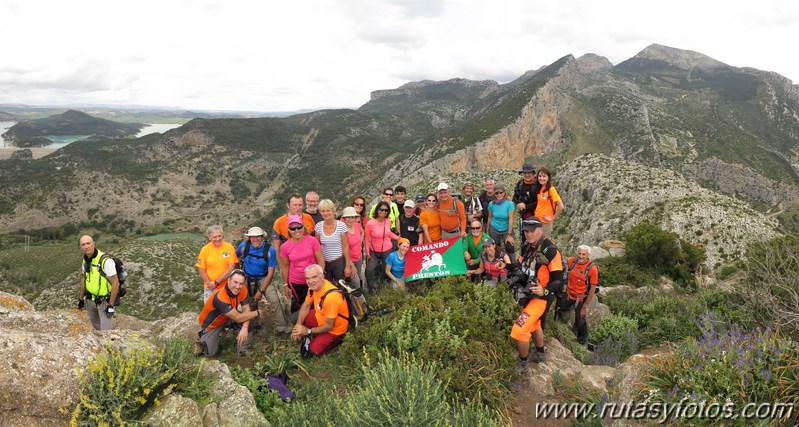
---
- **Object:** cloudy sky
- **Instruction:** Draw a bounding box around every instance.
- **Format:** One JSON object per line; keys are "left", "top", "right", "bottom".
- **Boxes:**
{"left": 2, "top": 0, "right": 797, "bottom": 113}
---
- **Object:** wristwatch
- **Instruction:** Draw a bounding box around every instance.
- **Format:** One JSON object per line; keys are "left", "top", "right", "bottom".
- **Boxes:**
{"left": 306, "top": 328, "right": 312, "bottom": 336}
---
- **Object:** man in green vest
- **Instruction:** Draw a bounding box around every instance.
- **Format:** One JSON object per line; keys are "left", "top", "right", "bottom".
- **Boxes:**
{"left": 77, "top": 235, "right": 120, "bottom": 330}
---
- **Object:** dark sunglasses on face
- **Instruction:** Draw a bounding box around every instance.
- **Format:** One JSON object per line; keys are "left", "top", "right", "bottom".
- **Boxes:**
{"left": 384, "top": 192, "right": 393, "bottom": 196}
{"left": 378, "top": 208, "right": 389, "bottom": 212}
{"left": 470, "top": 226, "right": 481, "bottom": 230}
{"left": 353, "top": 202, "right": 364, "bottom": 206}
{"left": 288, "top": 225, "right": 304, "bottom": 231}
{"left": 427, "top": 199, "right": 436, "bottom": 202}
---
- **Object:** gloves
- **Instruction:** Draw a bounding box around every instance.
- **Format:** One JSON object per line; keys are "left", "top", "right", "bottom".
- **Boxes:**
{"left": 77, "top": 298, "right": 85, "bottom": 310}
{"left": 105, "top": 305, "right": 115, "bottom": 318}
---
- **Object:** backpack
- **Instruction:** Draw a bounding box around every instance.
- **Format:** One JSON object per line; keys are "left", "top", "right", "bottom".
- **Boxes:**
{"left": 567, "top": 258, "right": 597, "bottom": 297}
{"left": 98, "top": 253, "right": 128, "bottom": 305}
{"left": 320, "top": 280, "right": 369, "bottom": 331}
{"left": 532, "top": 240, "right": 568, "bottom": 294}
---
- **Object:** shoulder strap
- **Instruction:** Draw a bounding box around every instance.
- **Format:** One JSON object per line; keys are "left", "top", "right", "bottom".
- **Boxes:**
{"left": 242, "top": 241, "right": 252, "bottom": 259}
{"left": 320, "top": 288, "right": 349, "bottom": 321}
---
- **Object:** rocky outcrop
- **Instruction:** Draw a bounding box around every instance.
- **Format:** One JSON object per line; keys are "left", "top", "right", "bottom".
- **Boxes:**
{"left": 0, "top": 294, "right": 268, "bottom": 427}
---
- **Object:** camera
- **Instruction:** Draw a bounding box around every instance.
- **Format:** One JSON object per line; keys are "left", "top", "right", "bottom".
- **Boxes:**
{"left": 506, "top": 270, "right": 542, "bottom": 308}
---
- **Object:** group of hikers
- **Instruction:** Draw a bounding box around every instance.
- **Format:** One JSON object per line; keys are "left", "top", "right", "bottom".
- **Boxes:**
{"left": 76, "top": 163, "right": 599, "bottom": 372}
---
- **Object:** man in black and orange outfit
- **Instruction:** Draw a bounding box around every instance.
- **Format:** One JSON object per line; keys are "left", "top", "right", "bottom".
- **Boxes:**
{"left": 510, "top": 217, "right": 564, "bottom": 372}
{"left": 196, "top": 269, "right": 259, "bottom": 357}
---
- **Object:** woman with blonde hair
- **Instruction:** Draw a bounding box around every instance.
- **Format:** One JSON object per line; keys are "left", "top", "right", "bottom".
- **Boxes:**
{"left": 315, "top": 199, "right": 351, "bottom": 282}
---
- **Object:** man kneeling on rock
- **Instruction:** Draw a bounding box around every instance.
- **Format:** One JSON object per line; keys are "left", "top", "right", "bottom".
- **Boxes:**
{"left": 196, "top": 269, "right": 259, "bottom": 357}
{"left": 291, "top": 264, "right": 349, "bottom": 357}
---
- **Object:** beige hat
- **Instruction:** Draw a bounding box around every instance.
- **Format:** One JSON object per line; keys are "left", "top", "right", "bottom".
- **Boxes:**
{"left": 403, "top": 200, "right": 415, "bottom": 209}
{"left": 244, "top": 226, "right": 267, "bottom": 237}
{"left": 341, "top": 206, "right": 359, "bottom": 217}
{"left": 436, "top": 182, "right": 449, "bottom": 191}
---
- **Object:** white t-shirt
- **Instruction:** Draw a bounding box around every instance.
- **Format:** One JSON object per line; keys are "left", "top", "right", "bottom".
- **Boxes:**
{"left": 315, "top": 221, "right": 348, "bottom": 261}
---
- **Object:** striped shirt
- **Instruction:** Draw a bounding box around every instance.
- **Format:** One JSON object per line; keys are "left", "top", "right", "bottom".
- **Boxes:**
{"left": 315, "top": 221, "right": 348, "bottom": 261}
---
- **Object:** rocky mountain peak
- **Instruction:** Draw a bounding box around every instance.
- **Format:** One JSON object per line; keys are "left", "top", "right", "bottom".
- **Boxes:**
{"left": 631, "top": 43, "right": 729, "bottom": 71}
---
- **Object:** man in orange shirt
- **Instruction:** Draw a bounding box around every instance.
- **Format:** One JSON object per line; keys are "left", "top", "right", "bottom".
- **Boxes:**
{"left": 195, "top": 269, "right": 260, "bottom": 357}
{"left": 510, "top": 218, "right": 564, "bottom": 372}
{"left": 272, "top": 194, "right": 316, "bottom": 254}
{"left": 291, "top": 264, "right": 350, "bottom": 357}
{"left": 436, "top": 182, "right": 467, "bottom": 239}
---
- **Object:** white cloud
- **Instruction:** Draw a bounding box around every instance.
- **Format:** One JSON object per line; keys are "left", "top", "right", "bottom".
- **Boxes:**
{"left": 1, "top": 0, "right": 797, "bottom": 112}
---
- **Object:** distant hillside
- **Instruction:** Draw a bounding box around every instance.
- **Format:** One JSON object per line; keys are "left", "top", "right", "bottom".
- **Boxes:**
{"left": 0, "top": 44, "right": 797, "bottom": 248}
{"left": 0, "top": 111, "right": 14, "bottom": 121}
{"left": 1, "top": 110, "right": 144, "bottom": 144}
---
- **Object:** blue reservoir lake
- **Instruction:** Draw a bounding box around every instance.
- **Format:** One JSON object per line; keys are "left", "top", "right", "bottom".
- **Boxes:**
{"left": 0, "top": 122, "right": 183, "bottom": 150}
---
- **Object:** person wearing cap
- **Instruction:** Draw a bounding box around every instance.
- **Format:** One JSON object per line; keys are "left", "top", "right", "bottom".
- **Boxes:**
{"left": 557, "top": 245, "right": 599, "bottom": 345}
{"left": 510, "top": 217, "right": 564, "bottom": 371}
{"left": 278, "top": 215, "right": 325, "bottom": 315}
{"left": 478, "top": 177, "right": 496, "bottom": 230}
{"left": 314, "top": 199, "right": 352, "bottom": 283}
{"left": 236, "top": 226, "right": 288, "bottom": 333}
{"left": 463, "top": 220, "right": 490, "bottom": 283}
{"left": 341, "top": 206, "right": 365, "bottom": 289}
{"left": 513, "top": 164, "right": 538, "bottom": 236}
{"left": 419, "top": 193, "right": 442, "bottom": 243}
{"left": 462, "top": 182, "right": 483, "bottom": 224}
{"left": 413, "top": 193, "right": 426, "bottom": 215}
{"left": 385, "top": 238, "right": 411, "bottom": 289}
{"left": 398, "top": 199, "right": 423, "bottom": 245}
{"left": 486, "top": 183, "right": 515, "bottom": 250}
{"left": 272, "top": 194, "right": 316, "bottom": 256}
{"left": 532, "top": 167, "right": 564, "bottom": 239}
{"left": 369, "top": 187, "right": 401, "bottom": 232}
{"left": 436, "top": 182, "right": 467, "bottom": 239}
{"left": 196, "top": 225, "right": 240, "bottom": 303}
{"left": 469, "top": 237, "right": 512, "bottom": 287}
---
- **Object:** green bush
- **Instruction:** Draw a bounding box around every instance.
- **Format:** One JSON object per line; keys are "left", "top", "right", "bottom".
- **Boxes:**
{"left": 622, "top": 222, "right": 706, "bottom": 288}
{"left": 549, "top": 319, "right": 589, "bottom": 363}
{"left": 594, "top": 256, "right": 659, "bottom": 287}
{"left": 336, "top": 277, "right": 517, "bottom": 409}
{"left": 70, "top": 344, "right": 172, "bottom": 426}
{"left": 588, "top": 314, "right": 639, "bottom": 365}
{"left": 744, "top": 235, "right": 799, "bottom": 340}
{"left": 158, "top": 336, "right": 218, "bottom": 406}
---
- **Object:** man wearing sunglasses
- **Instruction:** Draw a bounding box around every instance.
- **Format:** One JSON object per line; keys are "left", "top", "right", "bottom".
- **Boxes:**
{"left": 196, "top": 269, "right": 260, "bottom": 357}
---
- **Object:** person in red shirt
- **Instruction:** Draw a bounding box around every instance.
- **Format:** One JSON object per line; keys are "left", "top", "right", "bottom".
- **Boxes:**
{"left": 195, "top": 269, "right": 259, "bottom": 357}
{"left": 556, "top": 245, "right": 599, "bottom": 345}
{"left": 291, "top": 264, "right": 350, "bottom": 357}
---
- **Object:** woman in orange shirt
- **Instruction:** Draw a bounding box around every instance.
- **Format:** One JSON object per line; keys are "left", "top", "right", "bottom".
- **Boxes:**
{"left": 533, "top": 168, "right": 564, "bottom": 239}
{"left": 419, "top": 193, "right": 442, "bottom": 243}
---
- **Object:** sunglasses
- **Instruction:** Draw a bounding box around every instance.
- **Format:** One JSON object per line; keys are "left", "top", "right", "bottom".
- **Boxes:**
{"left": 427, "top": 199, "right": 436, "bottom": 202}
{"left": 288, "top": 225, "right": 304, "bottom": 231}
{"left": 353, "top": 202, "right": 364, "bottom": 206}
{"left": 470, "top": 226, "right": 482, "bottom": 230}
{"left": 378, "top": 208, "right": 389, "bottom": 212}
{"left": 384, "top": 192, "right": 393, "bottom": 196}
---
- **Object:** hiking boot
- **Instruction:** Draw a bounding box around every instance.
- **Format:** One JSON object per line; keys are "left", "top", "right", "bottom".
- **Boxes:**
{"left": 515, "top": 356, "right": 529, "bottom": 373}
{"left": 193, "top": 341, "right": 205, "bottom": 357}
{"left": 531, "top": 350, "right": 548, "bottom": 364}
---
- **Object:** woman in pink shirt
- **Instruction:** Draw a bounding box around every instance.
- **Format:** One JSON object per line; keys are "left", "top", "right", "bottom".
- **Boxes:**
{"left": 341, "top": 206, "right": 364, "bottom": 289}
{"left": 364, "top": 200, "right": 399, "bottom": 293}
{"left": 278, "top": 215, "right": 325, "bottom": 313}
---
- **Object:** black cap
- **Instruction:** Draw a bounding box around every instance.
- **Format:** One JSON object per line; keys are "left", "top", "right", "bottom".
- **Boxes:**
{"left": 521, "top": 217, "right": 543, "bottom": 231}
{"left": 519, "top": 163, "right": 536, "bottom": 174}
{"left": 415, "top": 193, "right": 425, "bottom": 202}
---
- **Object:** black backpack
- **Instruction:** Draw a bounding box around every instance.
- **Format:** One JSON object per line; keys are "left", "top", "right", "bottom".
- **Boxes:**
{"left": 98, "top": 253, "right": 128, "bottom": 305}
{"left": 320, "top": 280, "right": 369, "bottom": 331}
